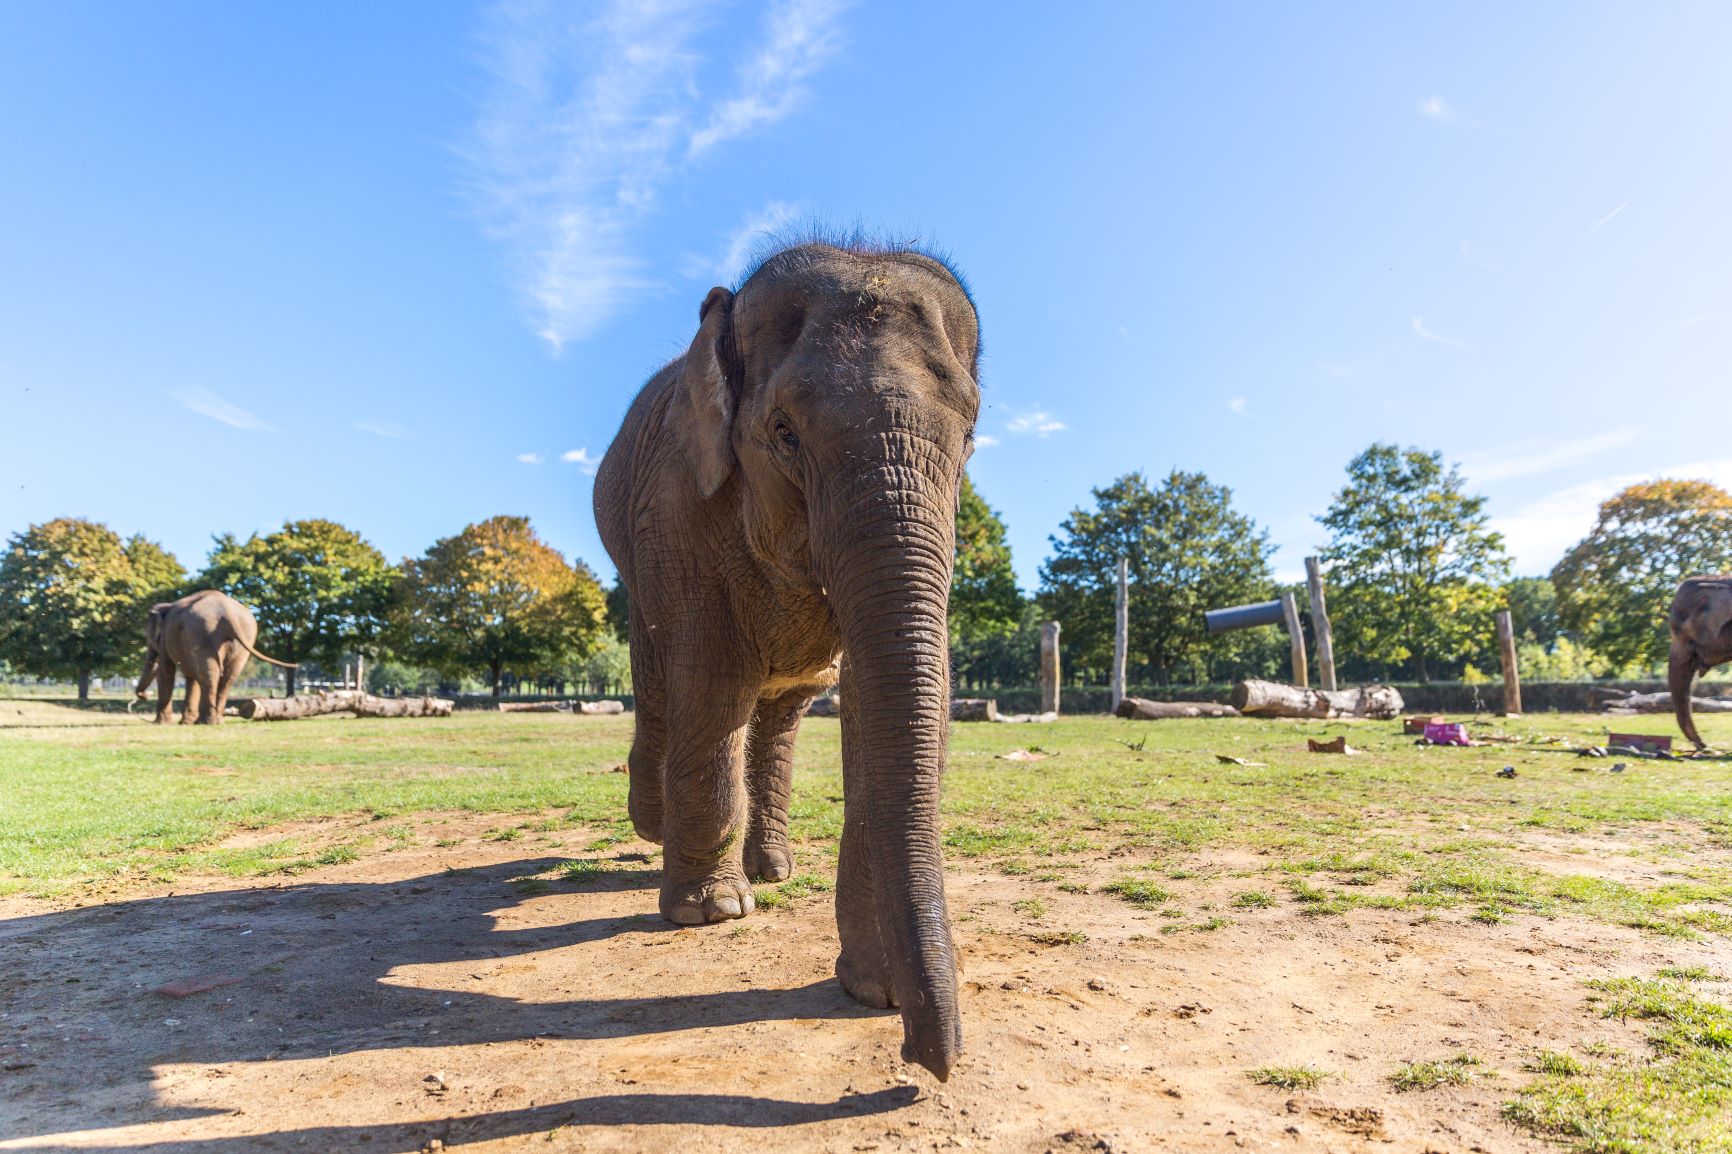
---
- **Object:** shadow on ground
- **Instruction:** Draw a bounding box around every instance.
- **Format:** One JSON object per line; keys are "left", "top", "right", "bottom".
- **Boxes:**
{"left": 0, "top": 858, "right": 898, "bottom": 1150}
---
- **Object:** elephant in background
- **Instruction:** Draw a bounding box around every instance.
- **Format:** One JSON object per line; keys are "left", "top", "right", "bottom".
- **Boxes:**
{"left": 1669, "top": 575, "right": 1732, "bottom": 747}
{"left": 135, "top": 590, "right": 296, "bottom": 725}
{"left": 594, "top": 240, "right": 980, "bottom": 1080}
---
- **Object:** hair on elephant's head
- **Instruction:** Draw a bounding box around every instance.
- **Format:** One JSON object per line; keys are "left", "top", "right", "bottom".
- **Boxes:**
{"left": 1670, "top": 576, "right": 1732, "bottom": 747}
{"left": 136, "top": 603, "right": 170, "bottom": 699}
{"left": 669, "top": 239, "right": 980, "bottom": 1078}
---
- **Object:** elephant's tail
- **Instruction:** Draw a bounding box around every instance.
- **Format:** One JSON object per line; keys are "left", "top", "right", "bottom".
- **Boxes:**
{"left": 237, "top": 638, "right": 297, "bottom": 669}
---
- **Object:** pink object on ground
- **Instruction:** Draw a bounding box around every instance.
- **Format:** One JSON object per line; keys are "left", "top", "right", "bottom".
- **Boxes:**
{"left": 1422, "top": 722, "right": 1472, "bottom": 746}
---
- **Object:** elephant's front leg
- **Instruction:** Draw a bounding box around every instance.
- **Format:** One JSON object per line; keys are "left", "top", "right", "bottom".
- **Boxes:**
{"left": 743, "top": 689, "right": 814, "bottom": 883}
{"left": 153, "top": 664, "right": 176, "bottom": 725}
{"left": 179, "top": 677, "right": 203, "bottom": 726}
{"left": 659, "top": 673, "right": 759, "bottom": 925}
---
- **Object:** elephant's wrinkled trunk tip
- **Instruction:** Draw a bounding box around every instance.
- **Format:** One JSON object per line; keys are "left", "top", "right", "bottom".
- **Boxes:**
{"left": 1670, "top": 640, "right": 1705, "bottom": 749}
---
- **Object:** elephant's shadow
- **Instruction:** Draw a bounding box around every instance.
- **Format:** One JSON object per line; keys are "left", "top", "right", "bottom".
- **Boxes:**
{"left": 0, "top": 858, "right": 908, "bottom": 1150}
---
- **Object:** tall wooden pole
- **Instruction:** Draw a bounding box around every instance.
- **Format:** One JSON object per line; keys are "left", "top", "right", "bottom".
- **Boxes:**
{"left": 1496, "top": 610, "right": 1522, "bottom": 716}
{"left": 1280, "top": 590, "right": 1308, "bottom": 688}
{"left": 1304, "top": 556, "right": 1337, "bottom": 692}
{"left": 1039, "top": 621, "right": 1062, "bottom": 716}
{"left": 1111, "top": 558, "right": 1128, "bottom": 711}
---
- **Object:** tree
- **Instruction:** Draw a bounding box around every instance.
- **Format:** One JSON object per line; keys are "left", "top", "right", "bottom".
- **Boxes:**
{"left": 395, "top": 515, "right": 608, "bottom": 696}
{"left": 1039, "top": 470, "right": 1276, "bottom": 684}
{"left": 0, "top": 519, "right": 186, "bottom": 700}
{"left": 949, "top": 474, "right": 1026, "bottom": 687}
{"left": 605, "top": 581, "right": 630, "bottom": 642}
{"left": 200, "top": 519, "right": 395, "bottom": 695}
{"left": 1551, "top": 480, "right": 1732, "bottom": 670}
{"left": 1318, "top": 444, "right": 1509, "bottom": 681}
{"left": 1503, "top": 577, "right": 1562, "bottom": 646}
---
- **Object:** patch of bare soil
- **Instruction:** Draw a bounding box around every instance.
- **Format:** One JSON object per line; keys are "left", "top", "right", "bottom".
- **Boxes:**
{"left": 1514, "top": 824, "right": 1732, "bottom": 886}
{"left": 0, "top": 825, "right": 1717, "bottom": 1154}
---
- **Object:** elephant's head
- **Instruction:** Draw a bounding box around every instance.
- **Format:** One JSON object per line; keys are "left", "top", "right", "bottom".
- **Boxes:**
{"left": 1669, "top": 576, "right": 1732, "bottom": 747}
{"left": 136, "top": 604, "right": 169, "bottom": 698}
{"left": 670, "top": 242, "right": 980, "bottom": 1078}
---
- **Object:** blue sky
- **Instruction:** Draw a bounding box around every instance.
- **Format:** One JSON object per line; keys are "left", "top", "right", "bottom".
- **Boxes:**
{"left": 3, "top": 1, "right": 1729, "bottom": 589}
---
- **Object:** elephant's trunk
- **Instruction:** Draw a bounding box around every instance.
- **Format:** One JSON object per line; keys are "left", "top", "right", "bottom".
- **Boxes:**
{"left": 135, "top": 650, "right": 157, "bottom": 698}
{"left": 1670, "top": 637, "right": 1705, "bottom": 748}
{"left": 821, "top": 454, "right": 962, "bottom": 1082}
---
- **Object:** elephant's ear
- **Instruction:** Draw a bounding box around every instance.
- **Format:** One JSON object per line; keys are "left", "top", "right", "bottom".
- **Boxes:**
{"left": 1704, "top": 587, "right": 1732, "bottom": 641}
{"left": 665, "top": 286, "right": 738, "bottom": 499}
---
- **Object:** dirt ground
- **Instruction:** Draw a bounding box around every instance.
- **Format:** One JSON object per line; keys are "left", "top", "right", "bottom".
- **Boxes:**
{"left": 1, "top": 813, "right": 1721, "bottom": 1154}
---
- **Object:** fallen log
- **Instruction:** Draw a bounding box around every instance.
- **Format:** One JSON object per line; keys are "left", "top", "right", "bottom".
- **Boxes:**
{"left": 1116, "top": 697, "right": 1241, "bottom": 720}
{"left": 952, "top": 698, "right": 1000, "bottom": 722}
{"left": 1230, "top": 679, "right": 1404, "bottom": 720}
{"left": 234, "top": 691, "right": 452, "bottom": 721}
{"left": 1602, "top": 691, "right": 1732, "bottom": 714}
{"left": 576, "top": 700, "right": 625, "bottom": 715}
{"left": 807, "top": 697, "right": 840, "bottom": 717}
{"left": 498, "top": 701, "right": 566, "bottom": 713}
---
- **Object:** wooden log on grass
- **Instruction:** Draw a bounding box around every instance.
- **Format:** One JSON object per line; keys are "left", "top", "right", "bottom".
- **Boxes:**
{"left": 1230, "top": 679, "right": 1404, "bottom": 720}
{"left": 951, "top": 698, "right": 1000, "bottom": 722}
{"left": 1602, "top": 690, "right": 1732, "bottom": 714}
{"left": 498, "top": 701, "right": 566, "bottom": 713}
{"left": 575, "top": 700, "right": 626, "bottom": 715}
{"left": 235, "top": 690, "right": 452, "bottom": 721}
{"left": 1116, "top": 697, "right": 1241, "bottom": 720}
{"left": 353, "top": 695, "right": 453, "bottom": 718}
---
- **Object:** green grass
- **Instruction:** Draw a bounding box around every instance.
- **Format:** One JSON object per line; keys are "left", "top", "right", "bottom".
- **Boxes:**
{"left": 1390, "top": 1054, "right": 1487, "bottom": 1091}
{"left": 4, "top": 698, "right": 1732, "bottom": 962}
{"left": 1506, "top": 974, "right": 1732, "bottom": 1152}
{"left": 1247, "top": 1064, "right": 1333, "bottom": 1090}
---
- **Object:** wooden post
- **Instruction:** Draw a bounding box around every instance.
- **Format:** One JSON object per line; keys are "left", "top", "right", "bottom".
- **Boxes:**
{"left": 1039, "top": 621, "right": 1062, "bottom": 716}
{"left": 355, "top": 655, "right": 365, "bottom": 695}
{"left": 1280, "top": 590, "right": 1308, "bottom": 688}
{"left": 1496, "top": 610, "right": 1522, "bottom": 716}
{"left": 1304, "top": 556, "right": 1337, "bottom": 692}
{"left": 1111, "top": 558, "right": 1128, "bottom": 711}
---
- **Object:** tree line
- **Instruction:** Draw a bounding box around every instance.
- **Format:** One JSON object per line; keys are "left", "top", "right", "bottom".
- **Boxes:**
{"left": 7, "top": 442, "right": 1731, "bottom": 701}
{"left": 0, "top": 515, "right": 614, "bottom": 700}
{"left": 951, "top": 444, "right": 1732, "bottom": 688}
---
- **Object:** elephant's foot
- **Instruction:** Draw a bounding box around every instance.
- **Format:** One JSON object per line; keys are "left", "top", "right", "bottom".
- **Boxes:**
{"left": 836, "top": 947, "right": 898, "bottom": 1010}
{"left": 660, "top": 865, "right": 755, "bottom": 925}
{"left": 742, "top": 831, "right": 793, "bottom": 882}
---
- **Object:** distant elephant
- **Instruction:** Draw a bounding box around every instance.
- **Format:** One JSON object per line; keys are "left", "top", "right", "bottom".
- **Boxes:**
{"left": 1669, "top": 575, "right": 1732, "bottom": 747}
{"left": 135, "top": 590, "right": 297, "bottom": 725}
{"left": 593, "top": 240, "right": 980, "bottom": 1080}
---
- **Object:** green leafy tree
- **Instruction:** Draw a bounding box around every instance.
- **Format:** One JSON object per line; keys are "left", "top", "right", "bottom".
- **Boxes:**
{"left": 1551, "top": 480, "right": 1732, "bottom": 670}
{"left": 605, "top": 582, "right": 630, "bottom": 642}
{"left": 1039, "top": 470, "right": 1277, "bottom": 684}
{"left": 395, "top": 515, "right": 608, "bottom": 696}
{"left": 1503, "top": 576, "right": 1562, "bottom": 645}
{"left": 576, "top": 632, "right": 632, "bottom": 695}
{"left": 200, "top": 519, "right": 395, "bottom": 695}
{"left": 949, "top": 474, "right": 1026, "bottom": 687}
{"left": 1318, "top": 444, "right": 1510, "bottom": 681}
{"left": 0, "top": 518, "right": 186, "bottom": 700}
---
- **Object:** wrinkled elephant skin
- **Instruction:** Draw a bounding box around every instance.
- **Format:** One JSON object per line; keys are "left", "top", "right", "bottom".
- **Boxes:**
{"left": 593, "top": 241, "right": 980, "bottom": 1080}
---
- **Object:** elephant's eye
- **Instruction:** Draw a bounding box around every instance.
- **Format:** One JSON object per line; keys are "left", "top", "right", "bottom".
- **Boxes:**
{"left": 774, "top": 420, "right": 799, "bottom": 451}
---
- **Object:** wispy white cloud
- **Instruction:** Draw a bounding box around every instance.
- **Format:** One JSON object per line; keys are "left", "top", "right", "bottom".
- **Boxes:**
{"left": 1410, "top": 316, "right": 1462, "bottom": 346}
{"left": 1587, "top": 201, "right": 1627, "bottom": 233}
{"left": 464, "top": 0, "right": 845, "bottom": 354}
{"left": 688, "top": 0, "right": 845, "bottom": 156}
{"left": 354, "top": 420, "right": 411, "bottom": 439}
{"left": 1418, "top": 95, "right": 1454, "bottom": 121}
{"left": 1226, "top": 397, "right": 1248, "bottom": 417}
{"left": 974, "top": 434, "right": 1000, "bottom": 449}
{"left": 516, "top": 452, "right": 543, "bottom": 465}
{"left": 1459, "top": 430, "right": 1638, "bottom": 484}
{"left": 706, "top": 200, "right": 803, "bottom": 282}
{"left": 561, "top": 447, "right": 600, "bottom": 474}
{"left": 1006, "top": 410, "right": 1065, "bottom": 437}
{"left": 173, "top": 389, "right": 269, "bottom": 431}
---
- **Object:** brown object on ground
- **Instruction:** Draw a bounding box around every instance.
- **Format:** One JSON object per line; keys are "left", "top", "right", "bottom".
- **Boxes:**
{"left": 1116, "top": 698, "right": 1241, "bottom": 720}
{"left": 951, "top": 698, "right": 1000, "bottom": 722}
{"left": 1231, "top": 679, "right": 1404, "bottom": 721}
{"left": 155, "top": 973, "right": 242, "bottom": 999}
{"left": 1600, "top": 689, "right": 1732, "bottom": 715}
{"left": 1401, "top": 715, "right": 1446, "bottom": 735}
{"left": 234, "top": 692, "right": 453, "bottom": 721}
{"left": 0, "top": 813, "right": 1689, "bottom": 1153}
{"left": 497, "top": 701, "right": 565, "bottom": 713}
{"left": 1496, "top": 610, "right": 1522, "bottom": 716}
{"left": 1307, "top": 736, "right": 1360, "bottom": 755}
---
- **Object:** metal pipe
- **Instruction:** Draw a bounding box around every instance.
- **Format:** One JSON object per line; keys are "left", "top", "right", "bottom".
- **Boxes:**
{"left": 1203, "top": 599, "right": 1287, "bottom": 635}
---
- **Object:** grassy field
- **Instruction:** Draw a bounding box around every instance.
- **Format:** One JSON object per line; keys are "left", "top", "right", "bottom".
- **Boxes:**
{"left": 3, "top": 695, "right": 1730, "bottom": 1149}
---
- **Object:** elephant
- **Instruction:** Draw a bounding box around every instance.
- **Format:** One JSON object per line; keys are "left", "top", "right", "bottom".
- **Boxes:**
{"left": 593, "top": 239, "right": 980, "bottom": 1080}
{"left": 1669, "top": 575, "right": 1732, "bottom": 747}
{"left": 135, "top": 590, "right": 297, "bottom": 725}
